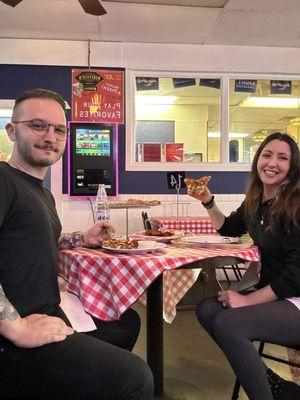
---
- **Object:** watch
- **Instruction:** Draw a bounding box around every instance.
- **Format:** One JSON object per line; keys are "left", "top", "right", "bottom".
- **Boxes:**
{"left": 201, "top": 195, "right": 215, "bottom": 209}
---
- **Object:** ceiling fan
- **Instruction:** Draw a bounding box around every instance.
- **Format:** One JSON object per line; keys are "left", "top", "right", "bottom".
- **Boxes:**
{"left": 0, "top": 0, "right": 107, "bottom": 16}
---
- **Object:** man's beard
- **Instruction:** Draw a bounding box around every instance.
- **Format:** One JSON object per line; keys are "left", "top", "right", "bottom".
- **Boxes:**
{"left": 15, "top": 133, "right": 62, "bottom": 167}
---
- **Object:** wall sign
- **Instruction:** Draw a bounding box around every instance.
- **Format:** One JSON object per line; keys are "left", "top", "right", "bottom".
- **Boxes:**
{"left": 234, "top": 79, "right": 257, "bottom": 93}
{"left": 167, "top": 172, "right": 186, "bottom": 189}
{"left": 270, "top": 80, "right": 292, "bottom": 95}
{"left": 72, "top": 69, "right": 124, "bottom": 123}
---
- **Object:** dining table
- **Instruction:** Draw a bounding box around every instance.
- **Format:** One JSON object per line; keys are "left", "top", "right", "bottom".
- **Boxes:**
{"left": 57, "top": 240, "right": 260, "bottom": 398}
{"left": 150, "top": 216, "right": 217, "bottom": 234}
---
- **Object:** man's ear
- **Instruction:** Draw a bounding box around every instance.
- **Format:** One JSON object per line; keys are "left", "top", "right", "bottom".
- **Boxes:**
{"left": 5, "top": 123, "right": 16, "bottom": 142}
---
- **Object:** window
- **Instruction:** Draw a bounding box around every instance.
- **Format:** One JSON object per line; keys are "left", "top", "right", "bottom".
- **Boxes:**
{"left": 126, "top": 72, "right": 300, "bottom": 171}
{"left": 229, "top": 79, "right": 300, "bottom": 163}
{"left": 0, "top": 103, "right": 13, "bottom": 163}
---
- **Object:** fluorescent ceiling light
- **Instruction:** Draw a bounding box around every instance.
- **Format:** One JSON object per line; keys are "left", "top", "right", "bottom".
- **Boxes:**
{"left": 208, "top": 132, "right": 221, "bottom": 137}
{"left": 208, "top": 132, "right": 249, "bottom": 138}
{"left": 229, "top": 133, "right": 249, "bottom": 139}
{"left": 0, "top": 100, "right": 14, "bottom": 117}
{"left": 0, "top": 109, "right": 12, "bottom": 117}
{"left": 136, "top": 96, "right": 177, "bottom": 105}
{"left": 241, "top": 97, "right": 300, "bottom": 108}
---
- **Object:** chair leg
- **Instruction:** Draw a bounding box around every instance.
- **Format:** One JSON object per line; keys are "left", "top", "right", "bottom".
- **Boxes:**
{"left": 231, "top": 378, "right": 241, "bottom": 400}
{"left": 258, "top": 341, "right": 265, "bottom": 355}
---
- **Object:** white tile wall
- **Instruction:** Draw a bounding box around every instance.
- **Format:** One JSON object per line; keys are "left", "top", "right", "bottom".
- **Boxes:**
{"left": 58, "top": 193, "right": 245, "bottom": 236}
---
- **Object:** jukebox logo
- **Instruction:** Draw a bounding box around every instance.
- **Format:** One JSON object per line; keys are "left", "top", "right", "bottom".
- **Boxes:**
{"left": 75, "top": 71, "right": 103, "bottom": 91}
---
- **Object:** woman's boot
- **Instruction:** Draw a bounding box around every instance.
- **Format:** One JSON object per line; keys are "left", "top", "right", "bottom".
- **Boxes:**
{"left": 267, "top": 368, "right": 300, "bottom": 399}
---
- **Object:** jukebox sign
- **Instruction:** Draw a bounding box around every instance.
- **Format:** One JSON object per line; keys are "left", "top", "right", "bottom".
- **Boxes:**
{"left": 71, "top": 69, "right": 124, "bottom": 124}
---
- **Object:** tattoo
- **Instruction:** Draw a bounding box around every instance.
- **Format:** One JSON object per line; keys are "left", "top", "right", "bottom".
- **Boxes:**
{"left": 58, "top": 232, "right": 85, "bottom": 249}
{"left": 0, "top": 283, "right": 19, "bottom": 321}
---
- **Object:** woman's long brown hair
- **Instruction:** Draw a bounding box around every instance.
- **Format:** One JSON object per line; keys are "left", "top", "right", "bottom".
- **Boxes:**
{"left": 244, "top": 132, "right": 300, "bottom": 232}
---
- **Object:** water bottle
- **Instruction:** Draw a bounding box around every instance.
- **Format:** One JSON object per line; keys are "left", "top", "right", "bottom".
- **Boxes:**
{"left": 94, "top": 184, "right": 110, "bottom": 222}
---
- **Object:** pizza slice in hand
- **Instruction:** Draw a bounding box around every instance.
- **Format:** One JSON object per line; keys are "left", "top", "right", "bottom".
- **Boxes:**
{"left": 184, "top": 176, "right": 211, "bottom": 194}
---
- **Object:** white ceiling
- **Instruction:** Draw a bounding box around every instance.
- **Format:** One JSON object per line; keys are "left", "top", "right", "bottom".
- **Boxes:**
{"left": 0, "top": 0, "right": 300, "bottom": 47}
{"left": 0, "top": 0, "right": 299, "bottom": 139}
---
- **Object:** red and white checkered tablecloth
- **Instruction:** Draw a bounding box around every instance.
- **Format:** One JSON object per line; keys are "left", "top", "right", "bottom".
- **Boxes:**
{"left": 150, "top": 216, "right": 217, "bottom": 234}
{"left": 57, "top": 244, "right": 260, "bottom": 323}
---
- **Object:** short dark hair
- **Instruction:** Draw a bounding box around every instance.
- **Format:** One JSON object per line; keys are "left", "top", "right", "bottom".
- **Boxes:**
{"left": 14, "top": 88, "right": 66, "bottom": 113}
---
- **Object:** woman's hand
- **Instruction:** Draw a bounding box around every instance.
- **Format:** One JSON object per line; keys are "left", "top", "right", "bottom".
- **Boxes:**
{"left": 83, "top": 221, "right": 115, "bottom": 247}
{"left": 218, "top": 285, "right": 278, "bottom": 309}
{"left": 187, "top": 187, "right": 213, "bottom": 203}
{"left": 217, "top": 290, "right": 250, "bottom": 309}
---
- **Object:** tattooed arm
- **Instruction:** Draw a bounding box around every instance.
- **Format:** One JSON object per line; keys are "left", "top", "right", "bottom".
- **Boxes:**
{"left": 0, "top": 282, "right": 19, "bottom": 322}
{"left": 58, "top": 221, "right": 115, "bottom": 250}
{"left": 58, "top": 231, "right": 85, "bottom": 249}
{"left": 0, "top": 282, "right": 74, "bottom": 347}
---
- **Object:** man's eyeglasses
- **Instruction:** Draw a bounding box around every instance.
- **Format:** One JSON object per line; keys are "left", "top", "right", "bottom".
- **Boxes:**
{"left": 12, "top": 119, "right": 69, "bottom": 141}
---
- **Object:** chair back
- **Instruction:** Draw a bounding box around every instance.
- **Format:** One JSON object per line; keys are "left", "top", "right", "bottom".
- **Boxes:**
{"left": 230, "top": 262, "right": 260, "bottom": 292}
{"left": 142, "top": 212, "right": 152, "bottom": 230}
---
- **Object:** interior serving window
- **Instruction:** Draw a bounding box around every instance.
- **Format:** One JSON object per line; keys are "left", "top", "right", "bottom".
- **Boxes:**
{"left": 229, "top": 79, "right": 300, "bottom": 162}
{"left": 127, "top": 73, "right": 300, "bottom": 171}
{"left": 134, "top": 76, "right": 221, "bottom": 164}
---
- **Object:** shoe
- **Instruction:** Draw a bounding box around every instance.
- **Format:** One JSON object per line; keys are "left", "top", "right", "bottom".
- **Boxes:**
{"left": 267, "top": 368, "right": 300, "bottom": 400}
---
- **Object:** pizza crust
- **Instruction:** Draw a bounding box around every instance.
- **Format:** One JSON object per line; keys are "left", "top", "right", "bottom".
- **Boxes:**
{"left": 109, "top": 199, "right": 161, "bottom": 207}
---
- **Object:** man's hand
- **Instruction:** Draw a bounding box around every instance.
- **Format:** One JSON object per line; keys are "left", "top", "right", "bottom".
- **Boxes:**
{"left": 58, "top": 222, "right": 116, "bottom": 249}
{"left": 6, "top": 314, "right": 74, "bottom": 348}
{"left": 82, "top": 221, "right": 115, "bottom": 247}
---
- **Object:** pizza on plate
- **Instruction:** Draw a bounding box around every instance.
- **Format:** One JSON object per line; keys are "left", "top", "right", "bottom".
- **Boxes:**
{"left": 144, "top": 229, "right": 173, "bottom": 237}
{"left": 184, "top": 176, "right": 211, "bottom": 194}
{"left": 102, "top": 239, "right": 139, "bottom": 249}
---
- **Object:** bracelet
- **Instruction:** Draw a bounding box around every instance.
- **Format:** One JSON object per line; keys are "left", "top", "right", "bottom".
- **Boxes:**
{"left": 202, "top": 195, "right": 215, "bottom": 209}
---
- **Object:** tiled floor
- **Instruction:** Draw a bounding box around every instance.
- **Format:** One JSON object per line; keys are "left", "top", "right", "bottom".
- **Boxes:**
{"left": 132, "top": 303, "right": 294, "bottom": 400}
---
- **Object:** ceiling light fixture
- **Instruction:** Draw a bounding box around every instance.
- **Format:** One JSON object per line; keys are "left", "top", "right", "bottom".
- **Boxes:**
{"left": 208, "top": 132, "right": 249, "bottom": 138}
{"left": 0, "top": 109, "right": 12, "bottom": 117}
{"left": 241, "top": 97, "right": 300, "bottom": 108}
{"left": 136, "top": 96, "right": 177, "bottom": 105}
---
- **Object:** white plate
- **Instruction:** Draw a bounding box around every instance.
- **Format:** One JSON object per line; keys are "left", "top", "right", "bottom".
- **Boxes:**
{"left": 181, "top": 235, "right": 239, "bottom": 244}
{"left": 133, "top": 230, "right": 184, "bottom": 243}
{"left": 102, "top": 242, "right": 167, "bottom": 254}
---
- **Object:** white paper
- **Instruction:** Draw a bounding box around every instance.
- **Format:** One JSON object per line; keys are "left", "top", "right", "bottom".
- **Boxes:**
{"left": 59, "top": 291, "right": 97, "bottom": 333}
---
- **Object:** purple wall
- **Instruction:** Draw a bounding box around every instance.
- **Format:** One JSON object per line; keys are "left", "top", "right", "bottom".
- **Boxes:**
{"left": 1, "top": 64, "right": 250, "bottom": 194}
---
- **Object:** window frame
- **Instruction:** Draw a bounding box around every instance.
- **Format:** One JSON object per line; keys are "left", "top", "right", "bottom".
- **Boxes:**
{"left": 126, "top": 70, "right": 300, "bottom": 172}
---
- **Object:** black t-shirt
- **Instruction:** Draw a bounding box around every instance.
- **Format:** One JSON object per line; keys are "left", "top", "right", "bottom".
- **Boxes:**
{"left": 218, "top": 201, "right": 300, "bottom": 299}
{"left": 0, "top": 162, "right": 61, "bottom": 317}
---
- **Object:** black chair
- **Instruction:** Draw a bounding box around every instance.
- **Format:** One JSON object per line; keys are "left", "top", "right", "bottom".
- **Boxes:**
{"left": 231, "top": 341, "right": 300, "bottom": 399}
{"left": 228, "top": 263, "right": 300, "bottom": 398}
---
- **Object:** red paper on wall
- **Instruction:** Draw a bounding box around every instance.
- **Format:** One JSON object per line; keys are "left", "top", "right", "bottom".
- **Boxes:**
{"left": 142, "top": 144, "right": 162, "bottom": 162}
{"left": 165, "top": 143, "right": 184, "bottom": 162}
{"left": 72, "top": 69, "right": 124, "bottom": 123}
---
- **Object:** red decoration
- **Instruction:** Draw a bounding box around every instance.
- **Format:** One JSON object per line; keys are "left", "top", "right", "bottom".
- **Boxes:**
{"left": 72, "top": 69, "right": 124, "bottom": 123}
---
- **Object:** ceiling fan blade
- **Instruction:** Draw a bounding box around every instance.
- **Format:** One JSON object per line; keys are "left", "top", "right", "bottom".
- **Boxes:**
{"left": 0, "top": 0, "right": 23, "bottom": 6}
{"left": 78, "top": 0, "right": 107, "bottom": 16}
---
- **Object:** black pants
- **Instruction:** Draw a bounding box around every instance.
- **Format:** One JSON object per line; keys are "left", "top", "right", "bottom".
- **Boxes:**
{"left": 0, "top": 308, "right": 153, "bottom": 400}
{"left": 196, "top": 297, "right": 300, "bottom": 400}
{"left": 87, "top": 307, "right": 141, "bottom": 351}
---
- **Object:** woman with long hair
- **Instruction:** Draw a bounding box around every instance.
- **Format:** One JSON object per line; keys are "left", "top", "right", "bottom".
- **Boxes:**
{"left": 190, "top": 132, "right": 300, "bottom": 399}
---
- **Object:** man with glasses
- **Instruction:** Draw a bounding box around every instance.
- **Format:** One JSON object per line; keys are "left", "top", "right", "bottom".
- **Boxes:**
{"left": 0, "top": 89, "right": 153, "bottom": 399}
